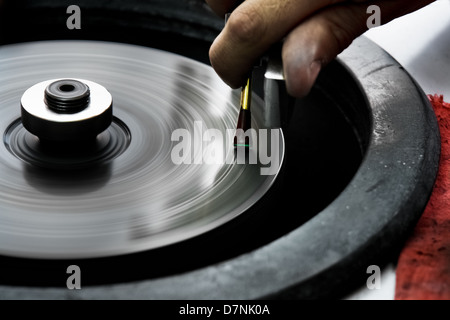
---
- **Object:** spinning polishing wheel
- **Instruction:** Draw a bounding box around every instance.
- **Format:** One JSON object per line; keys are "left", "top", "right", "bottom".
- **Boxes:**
{"left": 0, "top": 0, "right": 440, "bottom": 299}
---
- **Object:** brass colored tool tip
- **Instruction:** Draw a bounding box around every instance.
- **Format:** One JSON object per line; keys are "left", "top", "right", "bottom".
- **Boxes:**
{"left": 234, "top": 75, "right": 252, "bottom": 148}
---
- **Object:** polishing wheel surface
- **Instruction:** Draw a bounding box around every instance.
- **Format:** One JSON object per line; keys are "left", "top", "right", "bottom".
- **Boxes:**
{"left": 0, "top": 41, "right": 284, "bottom": 259}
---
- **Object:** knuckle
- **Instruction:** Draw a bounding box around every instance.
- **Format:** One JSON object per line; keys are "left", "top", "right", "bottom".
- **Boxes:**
{"left": 226, "top": 7, "right": 266, "bottom": 45}
{"left": 322, "top": 15, "right": 357, "bottom": 57}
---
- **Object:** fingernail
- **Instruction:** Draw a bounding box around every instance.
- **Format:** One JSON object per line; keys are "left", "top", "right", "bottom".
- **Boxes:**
{"left": 309, "top": 60, "right": 322, "bottom": 83}
{"left": 285, "top": 59, "right": 322, "bottom": 98}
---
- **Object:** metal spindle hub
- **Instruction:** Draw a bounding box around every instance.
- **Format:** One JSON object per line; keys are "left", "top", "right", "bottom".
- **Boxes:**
{"left": 21, "top": 78, "right": 113, "bottom": 142}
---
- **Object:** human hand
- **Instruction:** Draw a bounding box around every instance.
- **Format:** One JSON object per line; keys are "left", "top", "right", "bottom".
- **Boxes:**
{"left": 207, "top": 0, "right": 435, "bottom": 97}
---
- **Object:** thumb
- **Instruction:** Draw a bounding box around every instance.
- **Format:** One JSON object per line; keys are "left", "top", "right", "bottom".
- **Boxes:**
{"left": 282, "top": 4, "right": 370, "bottom": 97}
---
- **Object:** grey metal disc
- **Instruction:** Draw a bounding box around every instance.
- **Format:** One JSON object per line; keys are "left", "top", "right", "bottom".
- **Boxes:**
{"left": 0, "top": 40, "right": 284, "bottom": 259}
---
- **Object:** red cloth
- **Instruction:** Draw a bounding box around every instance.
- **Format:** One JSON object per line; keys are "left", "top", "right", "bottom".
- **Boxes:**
{"left": 395, "top": 94, "right": 450, "bottom": 300}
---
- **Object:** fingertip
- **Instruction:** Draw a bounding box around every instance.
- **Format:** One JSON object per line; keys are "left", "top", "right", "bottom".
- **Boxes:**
{"left": 209, "top": 36, "right": 248, "bottom": 89}
{"left": 283, "top": 54, "right": 322, "bottom": 98}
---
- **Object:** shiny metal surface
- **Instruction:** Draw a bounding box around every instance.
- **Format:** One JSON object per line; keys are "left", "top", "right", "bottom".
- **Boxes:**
{"left": 0, "top": 40, "right": 284, "bottom": 259}
{"left": 21, "top": 78, "right": 113, "bottom": 141}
